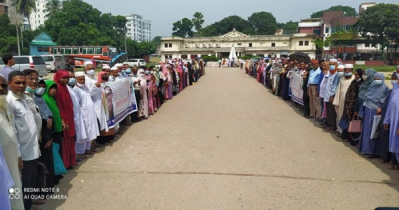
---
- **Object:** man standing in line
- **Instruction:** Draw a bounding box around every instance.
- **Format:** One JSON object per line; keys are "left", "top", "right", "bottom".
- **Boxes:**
{"left": 307, "top": 59, "right": 322, "bottom": 119}
{"left": 7, "top": 71, "right": 40, "bottom": 210}
{"left": 323, "top": 59, "right": 340, "bottom": 132}
{"left": 0, "top": 54, "right": 15, "bottom": 82}
{"left": 0, "top": 74, "right": 25, "bottom": 210}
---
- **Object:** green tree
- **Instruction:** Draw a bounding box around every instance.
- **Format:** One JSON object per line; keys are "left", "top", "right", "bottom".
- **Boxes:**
{"left": 248, "top": 12, "right": 277, "bottom": 35}
{"left": 12, "top": 0, "right": 36, "bottom": 28}
{"left": 276, "top": 21, "right": 298, "bottom": 34}
{"left": 45, "top": 0, "right": 61, "bottom": 18}
{"left": 311, "top": 5, "right": 357, "bottom": 18}
{"left": 44, "top": 0, "right": 127, "bottom": 51}
{"left": 126, "top": 39, "right": 156, "bottom": 58}
{"left": 152, "top": 36, "right": 162, "bottom": 46}
{"left": 199, "top": 15, "right": 255, "bottom": 36}
{"left": 172, "top": 18, "right": 194, "bottom": 37}
{"left": 0, "top": 14, "right": 18, "bottom": 55}
{"left": 356, "top": 4, "right": 399, "bottom": 43}
{"left": 192, "top": 12, "right": 204, "bottom": 31}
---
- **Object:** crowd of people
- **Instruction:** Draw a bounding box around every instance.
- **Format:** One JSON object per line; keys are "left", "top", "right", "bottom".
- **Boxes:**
{"left": 245, "top": 57, "right": 399, "bottom": 168}
{"left": 0, "top": 53, "right": 205, "bottom": 210}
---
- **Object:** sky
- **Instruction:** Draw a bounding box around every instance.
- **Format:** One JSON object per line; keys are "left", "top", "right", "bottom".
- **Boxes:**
{"left": 84, "top": 0, "right": 398, "bottom": 38}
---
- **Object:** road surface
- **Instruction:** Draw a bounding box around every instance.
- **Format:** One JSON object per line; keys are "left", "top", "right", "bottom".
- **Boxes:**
{"left": 44, "top": 67, "right": 399, "bottom": 210}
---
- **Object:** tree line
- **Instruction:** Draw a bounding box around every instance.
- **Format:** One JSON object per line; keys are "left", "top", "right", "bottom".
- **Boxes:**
{"left": 2, "top": 0, "right": 156, "bottom": 58}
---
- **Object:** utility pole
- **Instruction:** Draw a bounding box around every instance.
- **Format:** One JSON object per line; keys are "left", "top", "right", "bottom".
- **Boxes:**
{"left": 124, "top": 26, "right": 127, "bottom": 55}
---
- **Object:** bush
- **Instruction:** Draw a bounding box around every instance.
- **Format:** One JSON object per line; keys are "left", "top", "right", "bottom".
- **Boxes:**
{"left": 202, "top": 55, "right": 219, "bottom": 61}
{"left": 239, "top": 55, "right": 258, "bottom": 60}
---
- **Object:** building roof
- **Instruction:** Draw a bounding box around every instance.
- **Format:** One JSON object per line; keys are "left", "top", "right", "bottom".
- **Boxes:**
{"left": 331, "top": 16, "right": 358, "bottom": 27}
{"left": 30, "top": 32, "right": 57, "bottom": 46}
{"left": 298, "top": 22, "right": 322, "bottom": 27}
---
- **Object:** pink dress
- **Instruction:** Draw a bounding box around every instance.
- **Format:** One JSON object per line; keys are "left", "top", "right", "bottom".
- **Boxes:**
{"left": 147, "top": 76, "right": 154, "bottom": 115}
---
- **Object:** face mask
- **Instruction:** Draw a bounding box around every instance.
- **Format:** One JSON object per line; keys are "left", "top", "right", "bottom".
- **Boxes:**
{"left": 338, "top": 72, "right": 344, "bottom": 77}
{"left": 329, "top": 65, "right": 335, "bottom": 71}
{"left": 76, "top": 83, "right": 85, "bottom": 88}
{"left": 356, "top": 78, "right": 361, "bottom": 82}
{"left": 122, "top": 70, "right": 126, "bottom": 74}
{"left": 87, "top": 69, "right": 95, "bottom": 76}
{"left": 372, "top": 80, "right": 383, "bottom": 85}
{"left": 145, "top": 71, "right": 150, "bottom": 74}
{"left": 391, "top": 80, "right": 397, "bottom": 86}
{"left": 26, "top": 86, "right": 37, "bottom": 93}
{"left": 68, "top": 78, "right": 76, "bottom": 86}
{"left": 35, "top": 87, "right": 45, "bottom": 96}
{"left": 126, "top": 69, "right": 132, "bottom": 74}
{"left": 362, "top": 75, "right": 368, "bottom": 80}
{"left": 344, "top": 72, "right": 352, "bottom": 77}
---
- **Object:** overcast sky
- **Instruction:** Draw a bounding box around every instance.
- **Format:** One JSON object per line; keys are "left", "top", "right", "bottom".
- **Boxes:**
{"left": 84, "top": 0, "right": 397, "bottom": 38}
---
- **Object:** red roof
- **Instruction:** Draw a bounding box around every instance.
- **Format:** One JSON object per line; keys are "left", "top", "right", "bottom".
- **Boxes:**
{"left": 322, "top": 11, "right": 344, "bottom": 24}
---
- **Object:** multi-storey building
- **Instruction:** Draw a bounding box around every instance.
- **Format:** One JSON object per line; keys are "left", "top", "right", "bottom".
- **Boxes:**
{"left": 29, "top": 0, "right": 48, "bottom": 30}
{"left": 125, "top": 13, "right": 151, "bottom": 42}
{"left": 359, "top": 2, "right": 376, "bottom": 13}
{"left": 160, "top": 28, "right": 316, "bottom": 61}
{"left": 0, "top": 0, "right": 23, "bottom": 25}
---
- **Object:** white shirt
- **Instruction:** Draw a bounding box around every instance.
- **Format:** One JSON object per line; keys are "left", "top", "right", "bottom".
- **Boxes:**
{"left": 6, "top": 91, "right": 39, "bottom": 161}
{"left": 84, "top": 75, "right": 108, "bottom": 132}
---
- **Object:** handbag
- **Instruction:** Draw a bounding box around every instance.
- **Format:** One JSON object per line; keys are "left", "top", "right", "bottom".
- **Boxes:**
{"left": 52, "top": 143, "right": 67, "bottom": 176}
{"left": 348, "top": 118, "right": 362, "bottom": 133}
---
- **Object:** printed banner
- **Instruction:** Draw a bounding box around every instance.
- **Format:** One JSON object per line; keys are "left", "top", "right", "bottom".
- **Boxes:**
{"left": 104, "top": 78, "right": 138, "bottom": 128}
{"left": 290, "top": 72, "right": 304, "bottom": 105}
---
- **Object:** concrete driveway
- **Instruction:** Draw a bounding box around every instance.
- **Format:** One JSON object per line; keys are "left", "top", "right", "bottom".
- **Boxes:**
{"left": 43, "top": 67, "right": 399, "bottom": 210}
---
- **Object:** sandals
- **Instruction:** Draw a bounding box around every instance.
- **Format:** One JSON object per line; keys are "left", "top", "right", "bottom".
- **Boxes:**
{"left": 388, "top": 165, "right": 399, "bottom": 170}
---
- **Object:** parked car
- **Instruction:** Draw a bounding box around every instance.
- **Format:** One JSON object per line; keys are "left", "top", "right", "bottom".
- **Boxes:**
{"left": 41, "top": 54, "right": 66, "bottom": 72}
{"left": 127, "top": 58, "right": 146, "bottom": 67}
{"left": 13, "top": 56, "right": 47, "bottom": 77}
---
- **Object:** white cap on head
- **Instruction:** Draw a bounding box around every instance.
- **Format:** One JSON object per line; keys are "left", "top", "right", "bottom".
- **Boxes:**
{"left": 84, "top": 61, "right": 93, "bottom": 67}
{"left": 123, "top": 62, "right": 128, "bottom": 65}
{"left": 75, "top": 72, "right": 85, "bottom": 77}
{"left": 344, "top": 64, "right": 354, "bottom": 68}
{"left": 329, "top": 58, "right": 338, "bottom": 63}
{"left": 111, "top": 66, "right": 118, "bottom": 71}
{"left": 102, "top": 65, "right": 110, "bottom": 69}
{"left": 338, "top": 65, "right": 345, "bottom": 69}
{"left": 115, "top": 63, "right": 123, "bottom": 67}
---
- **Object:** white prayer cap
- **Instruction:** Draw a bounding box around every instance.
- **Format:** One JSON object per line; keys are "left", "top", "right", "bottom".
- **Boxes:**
{"left": 329, "top": 58, "right": 338, "bottom": 63}
{"left": 75, "top": 72, "right": 85, "bottom": 77}
{"left": 102, "top": 65, "right": 110, "bottom": 69}
{"left": 338, "top": 65, "right": 345, "bottom": 69}
{"left": 123, "top": 62, "right": 128, "bottom": 65}
{"left": 84, "top": 61, "right": 93, "bottom": 67}
{"left": 345, "top": 64, "right": 354, "bottom": 68}
{"left": 111, "top": 66, "right": 118, "bottom": 71}
{"left": 115, "top": 63, "right": 123, "bottom": 67}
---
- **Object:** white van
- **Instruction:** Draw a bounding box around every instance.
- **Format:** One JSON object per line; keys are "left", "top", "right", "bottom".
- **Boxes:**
{"left": 41, "top": 55, "right": 66, "bottom": 72}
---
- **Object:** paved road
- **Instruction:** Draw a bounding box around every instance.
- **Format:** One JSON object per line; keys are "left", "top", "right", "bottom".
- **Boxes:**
{"left": 45, "top": 67, "right": 399, "bottom": 210}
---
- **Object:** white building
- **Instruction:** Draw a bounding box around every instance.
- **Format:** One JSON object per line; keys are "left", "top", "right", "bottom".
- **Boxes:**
{"left": 29, "top": 0, "right": 48, "bottom": 30}
{"left": 125, "top": 13, "right": 151, "bottom": 42}
{"left": 359, "top": 2, "right": 376, "bottom": 13}
{"left": 0, "top": 0, "right": 23, "bottom": 25}
{"left": 160, "top": 29, "right": 316, "bottom": 61}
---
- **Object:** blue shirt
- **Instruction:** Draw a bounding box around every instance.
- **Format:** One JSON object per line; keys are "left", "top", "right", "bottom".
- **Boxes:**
{"left": 307, "top": 67, "right": 321, "bottom": 86}
{"left": 324, "top": 72, "right": 340, "bottom": 102}
{"left": 0, "top": 66, "right": 13, "bottom": 82}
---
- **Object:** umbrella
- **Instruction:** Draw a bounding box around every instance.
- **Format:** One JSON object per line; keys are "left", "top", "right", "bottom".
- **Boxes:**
{"left": 109, "top": 53, "right": 128, "bottom": 67}
{"left": 228, "top": 45, "right": 237, "bottom": 60}
{"left": 289, "top": 52, "right": 311, "bottom": 63}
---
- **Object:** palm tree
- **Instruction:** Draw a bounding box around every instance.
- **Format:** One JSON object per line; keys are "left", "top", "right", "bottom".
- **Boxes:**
{"left": 12, "top": 0, "right": 36, "bottom": 29}
{"left": 11, "top": 0, "right": 36, "bottom": 55}
{"left": 192, "top": 12, "right": 204, "bottom": 31}
{"left": 45, "top": 0, "right": 61, "bottom": 18}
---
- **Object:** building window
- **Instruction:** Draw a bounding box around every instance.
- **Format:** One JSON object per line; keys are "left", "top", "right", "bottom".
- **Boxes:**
{"left": 209, "top": 44, "right": 212, "bottom": 47}
{"left": 299, "top": 41, "right": 304, "bottom": 46}
{"left": 249, "top": 43, "right": 252, "bottom": 47}
{"left": 271, "top": 43, "right": 276, "bottom": 47}
{"left": 164, "top": 43, "right": 168, "bottom": 48}
{"left": 203, "top": 44, "right": 206, "bottom": 47}
{"left": 325, "top": 27, "right": 330, "bottom": 34}
{"left": 237, "top": 43, "right": 242, "bottom": 46}
{"left": 305, "top": 41, "right": 309, "bottom": 46}
{"left": 169, "top": 43, "right": 172, "bottom": 48}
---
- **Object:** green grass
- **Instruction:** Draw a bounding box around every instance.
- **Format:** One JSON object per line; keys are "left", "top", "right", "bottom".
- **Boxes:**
{"left": 354, "top": 65, "right": 396, "bottom": 72}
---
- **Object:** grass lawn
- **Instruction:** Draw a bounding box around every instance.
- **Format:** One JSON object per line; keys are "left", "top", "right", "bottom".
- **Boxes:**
{"left": 354, "top": 65, "right": 396, "bottom": 72}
